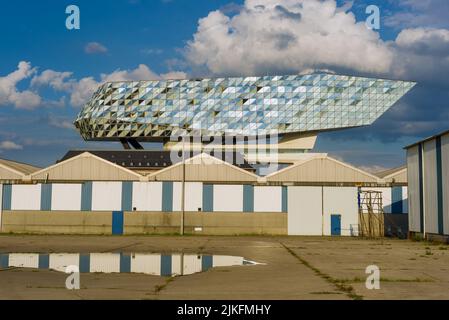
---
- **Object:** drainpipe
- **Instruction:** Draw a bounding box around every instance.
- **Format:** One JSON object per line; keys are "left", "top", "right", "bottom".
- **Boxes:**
{"left": 321, "top": 186, "right": 324, "bottom": 236}
{"left": 421, "top": 143, "right": 426, "bottom": 240}
{"left": 180, "top": 137, "right": 186, "bottom": 236}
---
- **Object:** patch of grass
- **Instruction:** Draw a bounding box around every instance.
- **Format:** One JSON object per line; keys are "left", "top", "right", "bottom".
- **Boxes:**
{"left": 337, "top": 277, "right": 365, "bottom": 283}
{"left": 411, "top": 234, "right": 424, "bottom": 242}
{"left": 439, "top": 247, "right": 448, "bottom": 250}
{"left": 380, "top": 277, "right": 433, "bottom": 283}
{"left": 310, "top": 291, "right": 343, "bottom": 295}
{"left": 34, "top": 286, "right": 71, "bottom": 289}
{"left": 154, "top": 276, "right": 175, "bottom": 294}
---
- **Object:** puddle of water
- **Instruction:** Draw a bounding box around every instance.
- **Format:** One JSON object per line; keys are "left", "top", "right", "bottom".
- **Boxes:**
{"left": 0, "top": 253, "right": 262, "bottom": 276}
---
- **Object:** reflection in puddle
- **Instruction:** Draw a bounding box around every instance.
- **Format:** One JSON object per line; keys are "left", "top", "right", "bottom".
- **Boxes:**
{"left": 0, "top": 253, "right": 262, "bottom": 276}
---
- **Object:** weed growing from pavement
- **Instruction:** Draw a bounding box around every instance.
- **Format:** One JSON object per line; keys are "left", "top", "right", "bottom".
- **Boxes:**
{"left": 280, "top": 242, "right": 364, "bottom": 300}
{"left": 310, "top": 291, "right": 343, "bottom": 295}
{"left": 154, "top": 277, "right": 175, "bottom": 294}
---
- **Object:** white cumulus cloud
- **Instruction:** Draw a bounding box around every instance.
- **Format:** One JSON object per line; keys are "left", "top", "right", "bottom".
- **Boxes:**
{"left": 31, "top": 69, "right": 73, "bottom": 91}
{"left": 85, "top": 42, "right": 108, "bottom": 54}
{"left": 395, "top": 28, "right": 449, "bottom": 56}
{"left": 0, "top": 141, "right": 23, "bottom": 150}
{"left": 392, "top": 28, "right": 449, "bottom": 85}
{"left": 30, "top": 64, "right": 187, "bottom": 107}
{"left": 161, "top": 71, "right": 187, "bottom": 80}
{"left": 0, "top": 61, "right": 42, "bottom": 110}
{"left": 185, "top": 0, "right": 394, "bottom": 76}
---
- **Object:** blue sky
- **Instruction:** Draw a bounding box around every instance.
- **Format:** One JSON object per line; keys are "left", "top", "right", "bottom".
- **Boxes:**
{"left": 1, "top": 0, "right": 448, "bottom": 171}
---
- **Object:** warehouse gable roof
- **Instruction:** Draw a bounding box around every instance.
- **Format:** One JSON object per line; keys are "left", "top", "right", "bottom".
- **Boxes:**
{"left": 0, "top": 158, "right": 41, "bottom": 181}
{"left": 59, "top": 150, "right": 253, "bottom": 172}
{"left": 265, "top": 155, "right": 382, "bottom": 184}
{"left": 375, "top": 166, "right": 407, "bottom": 184}
{"left": 148, "top": 153, "right": 259, "bottom": 182}
{"left": 29, "top": 152, "right": 143, "bottom": 182}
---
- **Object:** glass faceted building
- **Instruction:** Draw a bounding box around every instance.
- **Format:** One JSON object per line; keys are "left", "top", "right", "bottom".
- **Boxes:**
{"left": 75, "top": 73, "right": 415, "bottom": 141}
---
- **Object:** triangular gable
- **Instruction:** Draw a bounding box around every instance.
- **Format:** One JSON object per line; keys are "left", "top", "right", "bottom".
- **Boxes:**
{"left": 0, "top": 162, "right": 27, "bottom": 180}
{"left": 29, "top": 152, "right": 143, "bottom": 182}
{"left": 0, "top": 158, "right": 40, "bottom": 175}
{"left": 148, "top": 153, "right": 259, "bottom": 182}
{"left": 382, "top": 167, "right": 407, "bottom": 183}
{"left": 266, "top": 155, "right": 382, "bottom": 183}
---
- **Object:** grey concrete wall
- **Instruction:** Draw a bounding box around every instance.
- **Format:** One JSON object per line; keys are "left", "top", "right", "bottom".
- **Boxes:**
{"left": 124, "top": 212, "right": 287, "bottom": 235}
{"left": 1, "top": 211, "right": 112, "bottom": 235}
{"left": 1, "top": 211, "right": 287, "bottom": 236}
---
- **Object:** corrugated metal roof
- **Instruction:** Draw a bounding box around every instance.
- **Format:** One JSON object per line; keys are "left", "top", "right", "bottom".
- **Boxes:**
{"left": 265, "top": 155, "right": 382, "bottom": 184}
{"left": 375, "top": 166, "right": 407, "bottom": 184}
{"left": 30, "top": 152, "right": 143, "bottom": 182}
{"left": 0, "top": 158, "right": 41, "bottom": 175}
{"left": 375, "top": 165, "right": 406, "bottom": 178}
{"left": 148, "top": 153, "right": 259, "bottom": 183}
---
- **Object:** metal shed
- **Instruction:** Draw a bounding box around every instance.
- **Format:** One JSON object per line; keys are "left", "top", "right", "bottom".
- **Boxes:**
{"left": 405, "top": 129, "right": 449, "bottom": 241}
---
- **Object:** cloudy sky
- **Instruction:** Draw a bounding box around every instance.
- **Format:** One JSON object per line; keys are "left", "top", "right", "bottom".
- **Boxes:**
{"left": 0, "top": 0, "right": 448, "bottom": 171}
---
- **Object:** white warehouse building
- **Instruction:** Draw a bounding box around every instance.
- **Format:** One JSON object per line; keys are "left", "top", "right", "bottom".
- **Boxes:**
{"left": 0, "top": 152, "right": 407, "bottom": 237}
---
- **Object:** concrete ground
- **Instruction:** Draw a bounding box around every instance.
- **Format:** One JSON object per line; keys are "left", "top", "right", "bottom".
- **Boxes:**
{"left": 0, "top": 235, "right": 448, "bottom": 300}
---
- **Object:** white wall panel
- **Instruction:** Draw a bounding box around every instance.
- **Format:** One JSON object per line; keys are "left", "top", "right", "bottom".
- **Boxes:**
{"left": 90, "top": 253, "right": 120, "bottom": 273}
{"left": 131, "top": 254, "right": 161, "bottom": 275}
{"left": 288, "top": 187, "right": 322, "bottom": 235}
{"left": 186, "top": 182, "right": 203, "bottom": 212}
{"left": 51, "top": 184, "right": 82, "bottom": 211}
{"left": 402, "top": 187, "right": 409, "bottom": 214}
{"left": 132, "top": 182, "right": 162, "bottom": 211}
{"left": 173, "top": 182, "right": 181, "bottom": 212}
{"left": 423, "top": 140, "right": 439, "bottom": 234}
{"left": 11, "top": 184, "right": 41, "bottom": 210}
{"left": 8, "top": 253, "right": 39, "bottom": 268}
{"left": 172, "top": 254, "right": 182, "bottom": 276}
{"left": 407, "top": 145, "right": 421, "bottom": 232}
{"left": 323, "top": 187, "right": 359, "bottom": 236}
{"left": 0, "top": 184, "right": 2, "bottom": 231}
{"left": 182, "top": 254, "right": 202, "bottom": 275}
{"left": 91, "top": 182, "right": 122, "bottom": 211}
{"left": 49, "top": 253, "right": 79, "bottom": 272}
{"left": 213, "top": 255, "right": 244, "bottom": 267}
{"left": 173, "top": 182, "right": 203, "bottom": 212}
{"left": 254, "top": 186, "right": 282, "bottom": 212}
{"left": 442, "top": 133, "right": 449, "bottom": 235}
{"left": 171, "top": 254, "right": 203, "bottom": 275}
{"left": 213, "top": 185, "right": 243, "bottom": 212}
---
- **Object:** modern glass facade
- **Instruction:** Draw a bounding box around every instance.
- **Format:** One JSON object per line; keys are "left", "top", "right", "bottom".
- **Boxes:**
{"left": 74, "top": 73, "right": 415, "bottom": 141}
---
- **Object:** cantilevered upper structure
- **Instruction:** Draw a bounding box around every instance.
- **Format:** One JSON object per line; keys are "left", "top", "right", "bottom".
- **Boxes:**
{"left": 74, "top": 73, "right": 415, "bottom": 158}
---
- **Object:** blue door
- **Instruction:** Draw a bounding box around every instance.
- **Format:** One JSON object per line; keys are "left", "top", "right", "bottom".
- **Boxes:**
{"left": 331, "top": 214, "right": 341, "bottom": 236}
{"left": 112, "top": 211, "right": 124, "bottom": 235}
